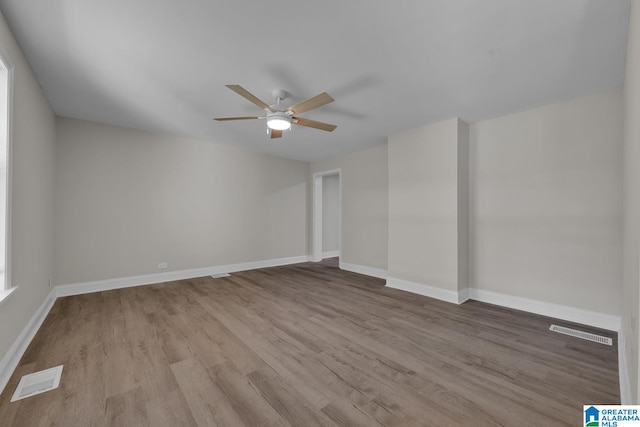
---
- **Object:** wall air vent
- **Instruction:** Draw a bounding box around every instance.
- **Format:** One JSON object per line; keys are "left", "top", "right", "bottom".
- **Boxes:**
{"left": 11, "top": 365, "right": 63, "bottom": 402}
{"left": 549, "top": 324, "right": 612, "bottom": 346}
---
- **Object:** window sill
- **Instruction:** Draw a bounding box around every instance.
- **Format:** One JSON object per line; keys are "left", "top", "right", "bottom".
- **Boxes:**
{"left": 0, "top": 286, "right": 17, "bottom": 307}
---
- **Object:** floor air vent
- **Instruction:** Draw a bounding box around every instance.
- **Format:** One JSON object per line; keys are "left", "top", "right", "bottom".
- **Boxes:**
{"left": 211, "top": 273, "right": 230, "bottom": 278}
{"left": 549, "top": 324, "right": 612, "bottom": 346}
{"left": 11, "top": 365, "right": 63, "bottom": 402}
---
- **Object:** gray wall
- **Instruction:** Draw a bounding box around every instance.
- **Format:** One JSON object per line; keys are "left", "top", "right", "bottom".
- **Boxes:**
{"left": 622, "top": 0, "right": 640, "bottom": 404}
{"left": 470, "top": 90, "right": 623, "bottom": 315}
{"left": 312, "top": 90, "right": 623, "bottom": 323}
{"left": 54, "top": 117, "right": 309, "bottom": 285}
{"left": 0, "top": 10, "right": 56, "bottom": 362}
{"left": 311, "top": 145, "right": 388, "bottom": 271}
{"left": 388, "top": 118, "right": 468, "bottom": 291}
{"left": 0, "top": 0, "right": 631, "bottom": 401}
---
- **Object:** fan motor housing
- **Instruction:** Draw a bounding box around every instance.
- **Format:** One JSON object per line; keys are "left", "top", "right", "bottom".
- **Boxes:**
{"left": 272, "top": 89, "right": 287, "bottom": 100}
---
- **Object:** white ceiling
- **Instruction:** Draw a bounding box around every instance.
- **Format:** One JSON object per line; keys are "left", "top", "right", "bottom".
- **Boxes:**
{"left": 0, "top": 0, "right": 630, "bottom": 162}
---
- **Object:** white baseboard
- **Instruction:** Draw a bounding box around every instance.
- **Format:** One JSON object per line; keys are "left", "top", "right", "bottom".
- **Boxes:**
{"left": 386, "top": 278, "right": 625, "bottom": 401}
{"left": 618, "top": 331, "right": 632, "bottom": 404}
{"left": 386, "top": 277, "right": 461, "bottom": 304}
{"left": 384, "top": 278, "right": 620, "bottom": 331}
{"left": 56, "top": 255, "right": 310, "bottom": 297}
{"left": 322, "top": 251, "right": 340, "bottom": 259}
{"left": 1, "top": 255, "right": 311, "bottom": 396}
{"left": 458, "top": 287, "right": 470, "bottom": 304}
{"left": 0, "top": 289, "right": 56, "bottom": 397}
{"left": 2, "top": 258, "right": 627, "bottom": 402}
{"left": 468, "top": 288, "right": 621, "bottom": 332}
{"left": 339, "top": 262, "right": 387, "bottom": 279}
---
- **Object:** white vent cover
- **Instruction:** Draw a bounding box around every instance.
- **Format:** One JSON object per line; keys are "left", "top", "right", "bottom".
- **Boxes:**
{"left": 11, "top": 365, "right": 63, "bottom": 402}
{"left": 549, "top": 324, "right": 612, "bottom": 346}
{"left": 211, "top": 273, "right": 230, "bottom": 278}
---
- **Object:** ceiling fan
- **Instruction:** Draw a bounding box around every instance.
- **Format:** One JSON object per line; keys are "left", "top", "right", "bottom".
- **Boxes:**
{"left": 214, "top": 85, "right": 337, "bottom": 139}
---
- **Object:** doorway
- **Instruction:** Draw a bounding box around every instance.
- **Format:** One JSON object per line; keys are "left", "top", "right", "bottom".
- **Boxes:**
{"left": 312, "top": 169, "right": 341, "bottom": 262}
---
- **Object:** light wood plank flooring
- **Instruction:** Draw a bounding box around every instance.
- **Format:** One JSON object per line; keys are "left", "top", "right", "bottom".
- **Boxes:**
{"left": 0, "top": 258, "right": 619, "bottom": 426}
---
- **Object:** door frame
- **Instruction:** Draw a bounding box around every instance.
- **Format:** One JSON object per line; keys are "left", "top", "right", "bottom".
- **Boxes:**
{"left": 312, "top": 168, "right": 341, "bottom": 262}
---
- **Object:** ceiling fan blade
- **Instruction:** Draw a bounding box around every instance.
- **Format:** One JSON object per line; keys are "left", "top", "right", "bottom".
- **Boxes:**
{"left": 287, "top": 92, "right": 334, "bottom": 115}
{"left": 226, "top": 85, "right": 275, "bottom": 112}
{"left": 293, "top": 117, "right": 337, "bottom": 132}
{"left": 270, "top": 129, "right": 283, "bottom": 139}
{"left": 214, "top": 116, "right": 262, "bottom": 121}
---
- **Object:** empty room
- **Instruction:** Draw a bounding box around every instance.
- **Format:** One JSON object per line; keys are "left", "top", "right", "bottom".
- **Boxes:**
{"left": 0, "top": 0, "right": 639, "bottom": 425}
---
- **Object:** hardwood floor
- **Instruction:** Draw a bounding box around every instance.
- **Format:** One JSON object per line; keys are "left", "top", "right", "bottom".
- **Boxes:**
{"left": 0, "top": 259, "right": 619, "bottom": 426}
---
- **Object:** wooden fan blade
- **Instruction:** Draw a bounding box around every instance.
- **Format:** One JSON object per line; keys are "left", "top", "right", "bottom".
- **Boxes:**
{"left": 293, "top": 117, "right": 337, "bottom": 132}
{"left": 270, "top": 129, "right": 283, "bottom": 139}
{"left": 226, "top": 85, "right": 275, "bottom": 112}
{"left": 287, "top": 92, "right": 334, "bottom": 115}
{"left": 214, "top": 116, "right": 262, "bottom": 121}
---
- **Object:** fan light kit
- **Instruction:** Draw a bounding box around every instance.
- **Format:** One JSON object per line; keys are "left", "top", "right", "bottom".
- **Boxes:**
{"left": 266, "top": 112, "right": 291, "bottom": 131}
{"left": 214, "top": 85, "right": 337, "bottom": 139}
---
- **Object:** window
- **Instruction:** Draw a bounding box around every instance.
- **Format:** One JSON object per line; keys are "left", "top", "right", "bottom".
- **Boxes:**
{"left": 0, "top": 47, "right": 12, "bottom": 304}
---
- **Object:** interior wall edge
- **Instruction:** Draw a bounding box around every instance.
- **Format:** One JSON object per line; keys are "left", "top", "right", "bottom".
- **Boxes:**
{"left": 386, "top": 277, "right": 463, "bottom": 305}
{"left": 55, "top": 255, "right": 311, "bottom": 297}
{"left": 339, "top": 261, "right": 387, "bottom": 280}
{"left": 322, "top": 251, "right": 340, "bottom": 259}
{"left": 384, "top": 277, "right": 621, "bottom": 331}
{"left": 468, "top": 288, "right": 621, "bottom": 332}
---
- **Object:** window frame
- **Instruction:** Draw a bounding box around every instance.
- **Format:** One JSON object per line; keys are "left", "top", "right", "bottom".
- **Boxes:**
{"left": 0, "top": 42, "right": 14, "bottom": 305}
